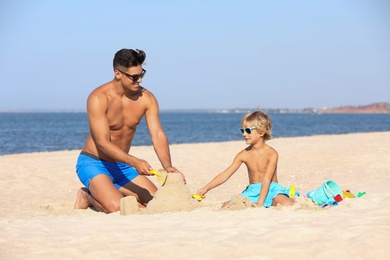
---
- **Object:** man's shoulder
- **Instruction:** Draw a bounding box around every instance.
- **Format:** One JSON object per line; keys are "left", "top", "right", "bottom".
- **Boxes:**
{"left": 139, "top": 88, "right": 158, "bottom": 105}
{"left": 86, "top": 82, "right": 113, "bottom": 107}
{"left": 88, "top": 82, "right": 111, "bottom": 98}
{"left": 92, "top": 81, "right": 112, "bottom": 93}
{"left": 140, "top": 87, "right": 154, "bottom": 97}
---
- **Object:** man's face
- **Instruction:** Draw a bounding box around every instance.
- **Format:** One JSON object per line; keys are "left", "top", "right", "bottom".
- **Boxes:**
{"left": 115, "top": 65, "right": 146, "bottom": 92}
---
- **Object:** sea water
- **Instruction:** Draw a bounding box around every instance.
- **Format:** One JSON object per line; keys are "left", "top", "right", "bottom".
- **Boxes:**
{"left": 0, "top": 112, "right": 389, "bottom": 155}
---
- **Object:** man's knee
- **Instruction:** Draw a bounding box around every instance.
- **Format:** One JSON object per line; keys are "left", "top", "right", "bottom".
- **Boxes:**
{"left": 103, "top": 199, "right": 121, "bottom": 213}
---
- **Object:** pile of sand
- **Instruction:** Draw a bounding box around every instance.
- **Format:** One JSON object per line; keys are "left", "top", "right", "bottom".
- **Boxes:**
{"left": 144, "top": 171, "right": 200, "bottom": 213}
{"left": 122, "top": 170, "right": 261, "bottom": 214}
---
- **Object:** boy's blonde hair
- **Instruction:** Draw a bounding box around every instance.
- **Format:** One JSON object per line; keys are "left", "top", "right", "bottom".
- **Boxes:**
{"left": 241, "top": 110, "right": 272, "bottom": 141}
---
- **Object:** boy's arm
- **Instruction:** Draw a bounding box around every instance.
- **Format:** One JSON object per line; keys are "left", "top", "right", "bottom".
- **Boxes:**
{"left": 256, "top": 151, "right": 278, "bottom": 207}
{"left": 197, "top": 152, "right": 243, "bottom": 197}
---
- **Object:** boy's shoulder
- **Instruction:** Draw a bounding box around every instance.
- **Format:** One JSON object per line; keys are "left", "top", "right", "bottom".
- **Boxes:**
{"left": 264, "top": 143, "right": 278, "bottom": 155}
{"left": 236, "top": 146, "right": 251, "bottom": 159}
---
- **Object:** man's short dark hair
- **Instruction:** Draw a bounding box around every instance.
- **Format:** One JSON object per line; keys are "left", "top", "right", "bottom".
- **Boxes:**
{"left": 113, "top": 49, "right": 146, "bottom": 69}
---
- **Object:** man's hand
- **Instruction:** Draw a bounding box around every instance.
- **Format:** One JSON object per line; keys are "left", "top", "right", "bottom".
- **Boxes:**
{"left": 133, "top": 158, "right": 153, "bottom": 176}
{"left": 165, "top": 166, "right": 186, "bottom": 184}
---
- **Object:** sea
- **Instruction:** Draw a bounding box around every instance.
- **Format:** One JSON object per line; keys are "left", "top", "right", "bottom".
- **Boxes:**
{"left": 1, "top": 112, "right": 390, "bottom": 155}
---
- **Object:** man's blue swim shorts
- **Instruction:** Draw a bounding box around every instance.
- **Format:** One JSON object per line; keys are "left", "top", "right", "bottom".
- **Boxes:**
{"left": 76, "top": 152, "right": 139, "bottom": 189}
{"left": 241, "top": 182, "right": 289, "bottom": 207}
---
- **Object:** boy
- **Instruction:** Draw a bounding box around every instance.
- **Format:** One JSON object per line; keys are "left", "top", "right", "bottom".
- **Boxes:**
{"left": 197, "top": 110, "right": 295, "bottom": 208}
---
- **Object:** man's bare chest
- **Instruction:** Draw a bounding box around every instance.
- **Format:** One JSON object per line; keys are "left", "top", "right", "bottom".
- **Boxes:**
{"left": 106, "top": 104, "right": 146, "bottom": 131}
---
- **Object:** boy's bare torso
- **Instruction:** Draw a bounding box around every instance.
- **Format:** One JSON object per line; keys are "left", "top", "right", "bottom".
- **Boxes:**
{"left": 242, "top": 144, "right": 279, "bottom": 184}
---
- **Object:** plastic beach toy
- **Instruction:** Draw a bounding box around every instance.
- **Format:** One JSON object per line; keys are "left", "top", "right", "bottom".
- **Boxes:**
{"left": 149, "top": 169, "right": 166, "bottom": 184}
{"left": 342, "top": 190, "right": 356, "bottom": 199}
{"left": 284, "top": 185, "right": 300, "bottom": 198}
{"left": 307, "top": 180, "right": 343, "bottom": 206}
{"left": 192, "top": 194, "right": 203, "bottom": 201}
{"left": 357, "top": 191, "right": 366, "bottom": 198}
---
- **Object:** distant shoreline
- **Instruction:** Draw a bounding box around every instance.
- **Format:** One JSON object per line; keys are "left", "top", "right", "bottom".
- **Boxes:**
{"left": 0, "top": 102, "right": 389, "bottom": 114}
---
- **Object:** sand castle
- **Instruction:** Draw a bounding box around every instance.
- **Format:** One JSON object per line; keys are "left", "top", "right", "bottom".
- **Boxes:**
{"left": 120, "top": 169, "right": 265, "bottom": 215}
{"left": 120, "top": 171, "right": 200, "bottom": 215}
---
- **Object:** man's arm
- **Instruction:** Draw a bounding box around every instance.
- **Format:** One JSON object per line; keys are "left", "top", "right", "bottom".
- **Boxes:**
{"left": 144, "top": 93, "right": 177, "bottom": 172}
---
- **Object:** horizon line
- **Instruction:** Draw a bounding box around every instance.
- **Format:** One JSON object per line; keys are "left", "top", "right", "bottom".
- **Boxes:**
{"left": 0, "top": 102, "right": 389, "bottom": 114}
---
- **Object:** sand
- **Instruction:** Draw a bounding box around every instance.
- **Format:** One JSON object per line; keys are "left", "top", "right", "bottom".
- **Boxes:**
{"left": 1, "top": 132, "right": 390, "bottom": 259}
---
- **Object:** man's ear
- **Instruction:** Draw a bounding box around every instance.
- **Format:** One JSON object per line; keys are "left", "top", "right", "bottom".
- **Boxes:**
{"left": 114, "top": 69, "right": 121, "bottom": 79}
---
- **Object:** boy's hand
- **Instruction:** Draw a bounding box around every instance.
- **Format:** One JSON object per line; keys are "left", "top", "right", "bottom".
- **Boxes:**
{"left": 192, "top": 194, "right": 203, "bottom": 201}
{"left": 197, "top": 188, "right": 208, "bottom": 198}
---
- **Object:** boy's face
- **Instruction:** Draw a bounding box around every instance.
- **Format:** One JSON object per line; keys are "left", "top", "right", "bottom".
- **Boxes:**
{"left": 241, "top": 123, "right": 264, "bottom": 145}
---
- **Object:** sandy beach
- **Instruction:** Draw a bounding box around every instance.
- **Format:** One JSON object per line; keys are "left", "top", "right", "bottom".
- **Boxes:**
{"left": 1, "top": 132, "right": 390, "bottom": 259}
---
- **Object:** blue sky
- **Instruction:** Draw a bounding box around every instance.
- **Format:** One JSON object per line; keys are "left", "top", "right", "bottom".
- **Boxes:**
{"left": 1, "top": 0, "right": 389, "bottom": 111}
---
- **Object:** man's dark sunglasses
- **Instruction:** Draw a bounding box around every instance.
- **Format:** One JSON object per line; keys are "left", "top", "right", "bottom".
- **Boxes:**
{"left": 117, "top": 68, "right": 146, "bottom": 81}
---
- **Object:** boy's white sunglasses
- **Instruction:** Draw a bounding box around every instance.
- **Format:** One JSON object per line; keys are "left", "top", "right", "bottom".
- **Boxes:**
{"left": 240, "top": 126, "right": 256, "bottom": 134}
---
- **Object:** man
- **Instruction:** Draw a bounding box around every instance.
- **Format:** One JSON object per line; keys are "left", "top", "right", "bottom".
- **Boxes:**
{"left": 74, "top": 48, "right": 183, "bottom": 213}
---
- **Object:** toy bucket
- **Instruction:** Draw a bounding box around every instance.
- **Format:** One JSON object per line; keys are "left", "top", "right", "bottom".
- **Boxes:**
{"left": 310, "top": 180, "right": 342, "bottom": 206}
